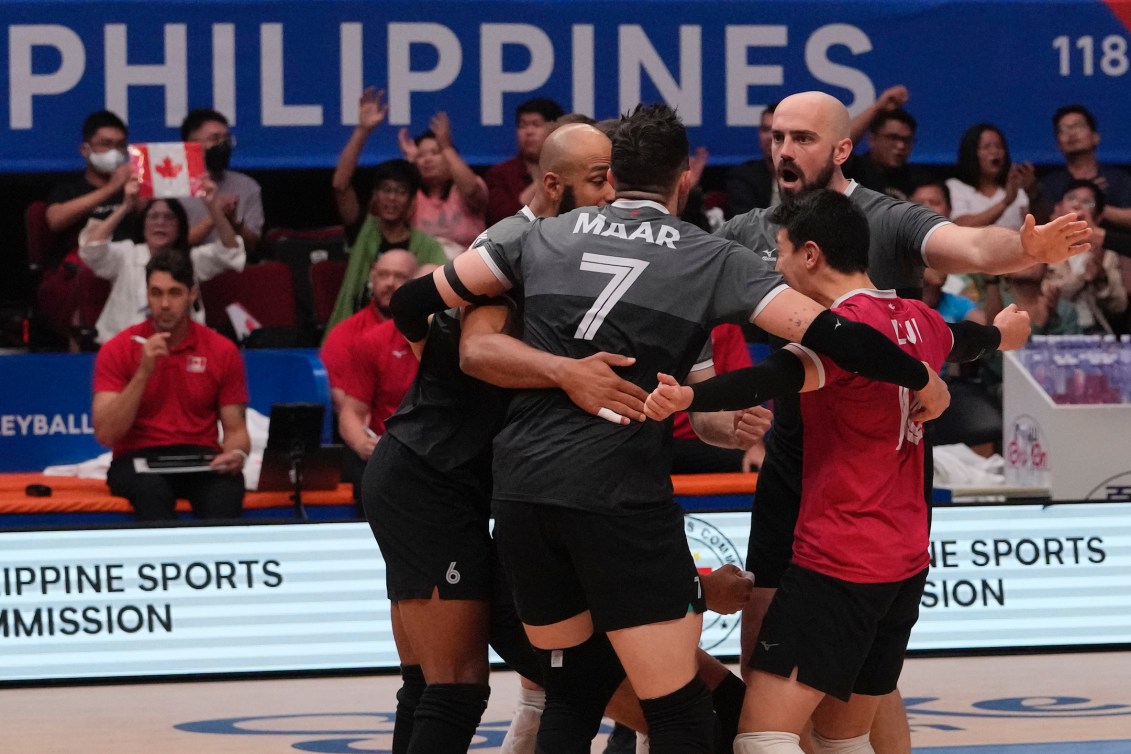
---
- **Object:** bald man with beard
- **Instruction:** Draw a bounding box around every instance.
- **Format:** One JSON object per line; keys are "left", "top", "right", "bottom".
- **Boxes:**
{"left": 717, "top": 91, "right": 1091, "bottom": 754}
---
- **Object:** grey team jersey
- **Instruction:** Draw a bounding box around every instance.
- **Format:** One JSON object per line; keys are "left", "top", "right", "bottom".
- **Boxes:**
{"left": 716, "top": 181, "right": 949, "bottom": 294}
{"left": 475, "top": 198, "right": 788, "bottom": 514}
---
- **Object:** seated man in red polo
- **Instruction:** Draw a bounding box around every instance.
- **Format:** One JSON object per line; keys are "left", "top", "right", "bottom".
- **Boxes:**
{"left": 92, "top": 249, "right": 250, "bottom": 521}
{"left": 320, "top": 248, "right": 422, "bottom": 500}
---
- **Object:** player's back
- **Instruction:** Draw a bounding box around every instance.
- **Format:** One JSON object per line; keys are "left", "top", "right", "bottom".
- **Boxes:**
{"left": 484, "top": 199, "right": 784, "bottom": 514}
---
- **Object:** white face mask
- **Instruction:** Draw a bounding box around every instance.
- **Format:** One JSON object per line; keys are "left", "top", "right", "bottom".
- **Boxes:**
{"left": 88, "top": 148, "right": 127, "bottom": 175}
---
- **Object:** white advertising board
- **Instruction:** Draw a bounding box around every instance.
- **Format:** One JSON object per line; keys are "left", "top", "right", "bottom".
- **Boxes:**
{"left": 1, "top": 504, "right": 1129, "bottom": 682}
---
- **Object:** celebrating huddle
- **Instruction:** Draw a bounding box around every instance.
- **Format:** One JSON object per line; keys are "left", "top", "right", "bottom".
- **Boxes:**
{"left": 366, "top": 92, "right": 1088, "bottom": 754}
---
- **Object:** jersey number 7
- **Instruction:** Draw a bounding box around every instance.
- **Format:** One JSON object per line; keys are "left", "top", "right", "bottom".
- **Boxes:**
{"left": 574, "top": 253, "right": 650, "bottom": 340}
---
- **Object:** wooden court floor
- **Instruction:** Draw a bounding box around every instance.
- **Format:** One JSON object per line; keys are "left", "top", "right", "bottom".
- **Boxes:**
{"left": 1, "top": 651, "right": 1128, "bottom": 753}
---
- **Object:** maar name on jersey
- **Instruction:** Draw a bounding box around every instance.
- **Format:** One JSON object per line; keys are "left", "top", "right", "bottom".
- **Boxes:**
{"left": 572, "top": 210, "right": 681, "bottom": 249}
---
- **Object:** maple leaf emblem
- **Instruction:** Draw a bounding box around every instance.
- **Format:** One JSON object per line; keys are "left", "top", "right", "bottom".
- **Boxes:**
{"left": 155, "top": 156, "right": 183, "bottom": 179}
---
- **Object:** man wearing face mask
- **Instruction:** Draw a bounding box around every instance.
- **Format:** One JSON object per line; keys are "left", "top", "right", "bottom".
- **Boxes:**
{"left": 179, "top": 108, "right": 264, "bottom": 258}
{"left": 45, "top": 111, "right": 134, "bottom": 250}
{"left": 38, "top": 111, "right": 136, "bottom": 346}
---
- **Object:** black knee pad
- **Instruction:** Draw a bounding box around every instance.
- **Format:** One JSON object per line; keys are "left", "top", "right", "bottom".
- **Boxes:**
{"left": 534, "top": 634, "right": 626, "bottom": 754}
{"left": 392, "top": 665, "right": 426, "bottom": 754}
{"left": 640, "top": 677, "right": 716, "bottom": 754}
{"left": 710, "top": 672, "right": 746, "bottom": 754}
{"left": 406, "top": 683, "right": 490, "bottom": 754}
{"left": 489, "top": 591, "right": 543, "bottom": 684}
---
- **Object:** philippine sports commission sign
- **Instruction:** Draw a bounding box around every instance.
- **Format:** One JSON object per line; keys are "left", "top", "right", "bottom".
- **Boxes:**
{"left": 1, "top": 505, "right": 1130, "bottom": 682}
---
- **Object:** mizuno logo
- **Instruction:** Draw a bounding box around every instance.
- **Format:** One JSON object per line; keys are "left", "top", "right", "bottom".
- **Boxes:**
{"left": 392, "top": 349, "right": 408, "bottom": 358}
{"left": 833, "top": 319, "right": 843, "bottom": 330}
{"left": 761, "top": 641, "right": 779, "bottom": 650}
{"left": 760, "top": 248, "right": 775, "bottom": 260}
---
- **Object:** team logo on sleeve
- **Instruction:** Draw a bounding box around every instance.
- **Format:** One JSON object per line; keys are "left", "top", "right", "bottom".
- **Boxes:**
{"left": 684, "top": 516, "right": 742, "bottom": 651}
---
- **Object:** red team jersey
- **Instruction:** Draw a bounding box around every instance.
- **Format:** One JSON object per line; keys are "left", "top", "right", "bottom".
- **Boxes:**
{"left": 337, "top": 319, "right": 420, "bottom": 436}
{"left": 792, "top": 289, "right": 952, "bottom": 584}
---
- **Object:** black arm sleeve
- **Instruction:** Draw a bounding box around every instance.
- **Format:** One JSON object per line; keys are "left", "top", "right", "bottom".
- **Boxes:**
{"left": 799, "top": 308, "right": 930, "bottom": 390}
{"left": 688, "top": 348, "right": 807, "bottom": 412}
{"left": 947, "top": 320, "right": 1002, "bottom": 363}
{"left": 389, "top": 273, "right": 447, "bottom": 342}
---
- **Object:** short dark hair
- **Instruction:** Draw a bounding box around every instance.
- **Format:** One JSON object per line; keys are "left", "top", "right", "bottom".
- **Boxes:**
{"left": 145, "top": 247, "right": 196, "bottom": 289}
{"left": 515, "top": 97, "right": 564, "bottom": 125}
{"left": 1061, "top": 178, "right": 1106, "bottom": 214}
{"left": 1053, "top": 104, "right": 1097, "bottom": 133}
{"left": 762, "top": 101, "right": 779, "bottom": 118}
{"left": 770, "top": 190, "right": 870, "bottom": 274}
{"left": 372, "top": 158, "right": 422, "bottom": 197}
{"left": 134, "top": 198, "right": 190, "bottom": 254}
{"left": 954, "top": 123, "right": 1011, "bottom": 188}
{"left": 608, "top": 103, "right": 690, "bottom": 194}
{"left": 180, "top": 108, "right": 229, "bottom": 141}
{"left": 82, "top": 111, "right": 127, "bottom": 142}
{"left": 870, "top": 108, "right": 917, "bottom": 135}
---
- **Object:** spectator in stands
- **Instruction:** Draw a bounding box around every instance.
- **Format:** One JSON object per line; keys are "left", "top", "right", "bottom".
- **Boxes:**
{"left": 79, "top": 175, "right": 245, "bottom": 345}
{"left": 1043, "top": 180, "right": 1128, "bottom": 335}
{"left": 320, "top": 249, "right": 419, "bottom": 498}
{"left": 328, "top": 88, "right": 447, "bottom": 334}
{"left": 398, "top": 111, "right": 488, "bottom": 255}
{"left": 1037, "top": 104, "right": 1131, "bottom": 230}
{"left": 39, "top": 111, "right": 134, "bottom": 347}
{"left": 726, "top": 102, "right": 778, "bottom": 216}
{"left": 910, "top": 180, "right": 951, "bottom": 218}
{"left": 670, "top": 324, "right": 771, "bottom": 473}
{"left": 484, "top": 97, "right": 564, "bottom": 225}
{"left": 946, "top": 123, "right": 1036, "bottom": 230}
{"left": 92, "top": 249, "right": 250, "bottom": 521}
{"left": 46, "top": 110, "right": 133, "bottom": 246}
{"left": 180, "top": 108, "right": 264, "bottom": 258}
{"left": 844, "top": 108, "right": 935, "bottom": 201}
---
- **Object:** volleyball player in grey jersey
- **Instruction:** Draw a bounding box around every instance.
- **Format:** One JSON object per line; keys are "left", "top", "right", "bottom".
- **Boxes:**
{"left": 714, "top": 90, "right": 1091, "bottom": 753}
{"left": 392, "top": 103, "right": 957, "bottom": 754}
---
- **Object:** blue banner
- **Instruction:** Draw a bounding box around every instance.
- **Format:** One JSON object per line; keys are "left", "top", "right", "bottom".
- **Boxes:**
{"left": 3, "top": 0, "right": 1131, "bottom": 173}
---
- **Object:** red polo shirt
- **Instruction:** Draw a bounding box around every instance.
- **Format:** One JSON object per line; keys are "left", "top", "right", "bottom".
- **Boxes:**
{"left": 320, "top": 303, "right": 385, "bottom": 391}
{"left": 337, "top": 319, "right": 419, "bottom": 435}
{"left": 93, "top": 320, "right": 248, "bottom": 457}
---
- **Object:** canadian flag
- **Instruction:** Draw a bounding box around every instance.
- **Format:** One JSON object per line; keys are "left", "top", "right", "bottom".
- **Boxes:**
{"left": 225, "top": 302, "right": 262, "bottom": 341}
{"left": 129, "top": 142, "right": 206, "bottom": 199}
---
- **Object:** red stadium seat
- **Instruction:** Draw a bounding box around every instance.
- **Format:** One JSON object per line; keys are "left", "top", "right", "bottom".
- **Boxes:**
{"left": 200, "top": 261, "right": 300, "bottom": 346}
{"left": 310, "top": 259, "right": 347, "bottom": 329}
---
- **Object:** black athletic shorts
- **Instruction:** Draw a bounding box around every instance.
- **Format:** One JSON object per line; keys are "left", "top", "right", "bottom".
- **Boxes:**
{"left": 361, "top": 435, "right": 494, "bottom": 602}
{"left": 745, "top": 456, "right": 802, "bottom": 589}
{"left": 749, "top": 564, "right": 928, "bottom": 702}
{"left": 493, "top": 499, "right": 706, "bottom": 634}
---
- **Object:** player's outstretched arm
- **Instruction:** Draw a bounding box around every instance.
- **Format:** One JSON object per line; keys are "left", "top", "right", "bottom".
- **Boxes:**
{"left": 645, "top": 346, "right": 816, "bottom": 421}
{"left": 947, "top": 303, "right": 1031, "bottom": 362}
{"left": 925, "top": 212, "right": 1091, "bottom": 275}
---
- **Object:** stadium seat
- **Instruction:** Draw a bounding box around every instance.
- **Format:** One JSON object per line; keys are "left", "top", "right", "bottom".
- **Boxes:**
{"left": 200, "top": 261, "right": 303, "bottom": 347}
{"left": 310, "top": 259, "right": 347, "bottom": 330}
{"left": 262, "top": 226, "right": 346, "bottom": 339}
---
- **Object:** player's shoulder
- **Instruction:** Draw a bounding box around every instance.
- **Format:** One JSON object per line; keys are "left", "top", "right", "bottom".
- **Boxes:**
{"left": 475, "top": 208, "right": 536, "bottom": 249}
